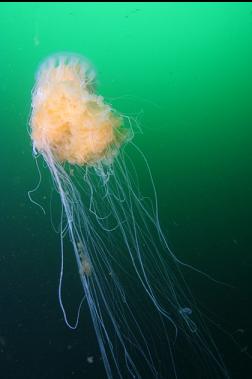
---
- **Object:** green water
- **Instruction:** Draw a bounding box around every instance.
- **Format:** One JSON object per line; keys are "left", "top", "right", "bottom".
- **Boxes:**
{"left": 0, "top": 3, "right": 252, "bottom": 379}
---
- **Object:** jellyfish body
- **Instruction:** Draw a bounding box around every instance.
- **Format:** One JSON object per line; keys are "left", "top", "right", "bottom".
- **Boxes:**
{"left": 31, "top": 53, "right": 125, "bottom": 165}
{"left": 30, "top": 54, "right": 229, "bottom": 378}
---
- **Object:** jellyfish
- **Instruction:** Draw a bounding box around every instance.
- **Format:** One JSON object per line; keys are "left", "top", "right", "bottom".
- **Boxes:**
{"left": 29, "top": 53, "right": 229, "bottom": 378}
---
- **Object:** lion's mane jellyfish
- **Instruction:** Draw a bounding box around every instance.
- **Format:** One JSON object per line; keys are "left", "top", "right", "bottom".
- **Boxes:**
{"left": 29, "top": 53, "right": 229, "bottom": 379}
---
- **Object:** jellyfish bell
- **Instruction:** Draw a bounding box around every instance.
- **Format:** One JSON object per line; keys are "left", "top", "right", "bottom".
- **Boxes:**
{"left": 31, "top": 53, "right": 128, "bottom": 166}
{"left": 29, "top": 53, "right": 230, "bottom": 378}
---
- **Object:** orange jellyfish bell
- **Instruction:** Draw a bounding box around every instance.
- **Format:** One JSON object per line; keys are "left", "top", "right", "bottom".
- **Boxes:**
{"left": 30, "top": 53, "right": 125, "bottom": 165}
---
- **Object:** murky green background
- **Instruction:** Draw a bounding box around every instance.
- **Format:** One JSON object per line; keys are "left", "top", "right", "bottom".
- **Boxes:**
{"left": 0, "top": 3, "right": 252, "bottom": 378}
